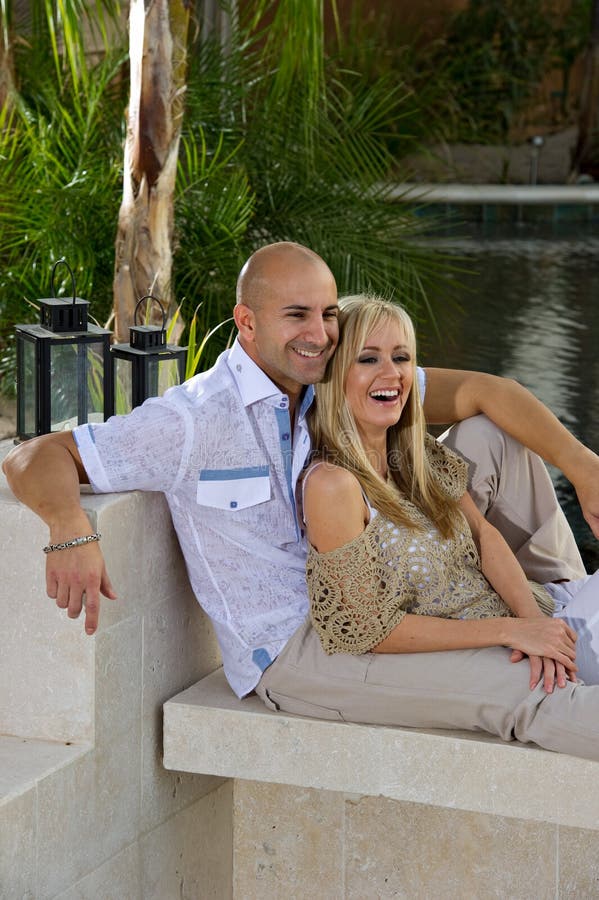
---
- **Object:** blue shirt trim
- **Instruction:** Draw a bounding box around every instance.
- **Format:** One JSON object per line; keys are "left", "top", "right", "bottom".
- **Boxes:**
{"left": 199, "top": 466, "right": 270, "bottom": 481}
{"left": 252, "top": 648, "right": 273, "bottom": 672}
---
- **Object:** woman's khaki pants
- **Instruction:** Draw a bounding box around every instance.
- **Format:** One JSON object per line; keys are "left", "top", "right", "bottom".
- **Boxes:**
{"left": 256, "top": 416, "right": 599, "bottom": 762}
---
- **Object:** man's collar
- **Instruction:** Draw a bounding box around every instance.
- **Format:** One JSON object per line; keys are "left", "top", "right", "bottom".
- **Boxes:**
{"left": 227, "top": 339, "right": 314, "bottom": 416}
{"left": 298, "top": 384, "right": 315, "bottom": 419}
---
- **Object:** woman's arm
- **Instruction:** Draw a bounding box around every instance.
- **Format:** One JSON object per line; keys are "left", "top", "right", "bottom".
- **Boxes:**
{"left": 457, "top": 492, "right": 541, "bottom": 620}
{"left": 458, "top": 491, "right": 576, "bottom": 690}
{"left": 373, "top": 493, "right": 578, "bottom": 692}
{"left": 373, "top": 611, "right": 577, "bottom": 679}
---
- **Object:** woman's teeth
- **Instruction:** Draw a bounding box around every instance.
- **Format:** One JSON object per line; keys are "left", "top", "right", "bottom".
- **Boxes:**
{"left": 369, "top": 389, "right": 399, "bottom": 400}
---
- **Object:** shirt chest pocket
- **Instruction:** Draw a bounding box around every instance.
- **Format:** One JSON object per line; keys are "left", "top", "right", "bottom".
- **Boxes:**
{"left": 196, "top": 466, "right": 271, "bottom": 511}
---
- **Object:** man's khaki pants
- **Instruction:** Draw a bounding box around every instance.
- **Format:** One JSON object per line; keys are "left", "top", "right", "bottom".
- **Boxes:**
{"left": 256, "top": 417, "right": 599, "bottom": 762}
{"left": 440, "top": 414, "right": 586, "bottom": 583}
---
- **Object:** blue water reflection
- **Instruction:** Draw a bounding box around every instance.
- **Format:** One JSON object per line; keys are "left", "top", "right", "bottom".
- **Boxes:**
{"left": 422, "top": 222, "right": 599, "bottom": 571}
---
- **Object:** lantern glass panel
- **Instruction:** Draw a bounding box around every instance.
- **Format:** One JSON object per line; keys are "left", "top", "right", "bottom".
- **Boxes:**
{"left": 155, "top": 357, "right": 183, "bottom": 395}
{"left": 115, "top": 356, "right": 134, "bottom": 416}
{"left": 18, "top": 336, "right": 37, "bottom": 437}
{"left": 49, "top": 339, "right": 107, "bottom": 430}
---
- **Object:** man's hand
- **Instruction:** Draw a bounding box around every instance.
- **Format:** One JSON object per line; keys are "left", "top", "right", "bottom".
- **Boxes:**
{"left": 572, "top": 451, "right": 599, "bottom": 540}
{"left": 510, "top": 648, "right": 577, "bottom": 692}
{"left": 46, "top": 541, "right": 117, "bottom": 635}
{"left": 2, "top": 431, "right": 116, "bottom": 633}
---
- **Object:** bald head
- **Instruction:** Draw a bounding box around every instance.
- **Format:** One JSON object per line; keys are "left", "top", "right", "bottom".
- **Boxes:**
{"left": 236, "top": 242, "right": 333, "bottom": 311}
{"left": 232, "top": 241, "right": 338, "bottom": 406}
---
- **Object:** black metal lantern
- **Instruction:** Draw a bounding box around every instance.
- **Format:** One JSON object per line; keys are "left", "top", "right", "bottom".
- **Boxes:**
{"left": 110, "top": 296, "right": 186, "bottom": 414}
{"left": 16, "top": 260, "right": 113, "bottom": 441}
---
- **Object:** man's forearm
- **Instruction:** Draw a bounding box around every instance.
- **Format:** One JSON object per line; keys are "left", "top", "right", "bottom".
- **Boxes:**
{"left": 423, "top": 368, "right": 597, "bottom": 483}
{"left": 473, "top": 375, "right": 594, "bottom": 481}
{"left": 2, "top": 433, "right": 90, "bottom": 534}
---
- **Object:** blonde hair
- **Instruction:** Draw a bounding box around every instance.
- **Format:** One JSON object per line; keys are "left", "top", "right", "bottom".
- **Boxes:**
{"left": 310, "top": 294, "right": 461, "bottom": 538}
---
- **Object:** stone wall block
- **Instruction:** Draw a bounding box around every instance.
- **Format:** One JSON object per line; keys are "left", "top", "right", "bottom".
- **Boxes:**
{"left": 0, "top": 787, "right": 36, "bottom": 900}
{"left": 558, "top": 825, "right": 599, "bottom": 897}
{"left": 140, "top": 781, "right": 234, "bottom": 900}
{"left": 141, "top": 593, "right": 222, "bottom": 833}
{"left": 232, "top": 781, "right": 344, "bottom": 899}
{"left": 94, "top": 614, "right": 143, "bottom": 748}
{"left": 0, "top": 488, "right": 94, "bottom": 743}
{"left": 87, "top": 490, "right": 192, "bottom": 629}
{"left": 344, "top": 795, "right": 557, "bottom": 899}
{"left": 54, "top": 842, "right": 142, "bottom": 900}
{"left": 36, "top": 732, "right": 141, "bottom": 897}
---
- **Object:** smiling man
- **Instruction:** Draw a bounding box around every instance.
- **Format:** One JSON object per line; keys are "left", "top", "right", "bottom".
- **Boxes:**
{"left": 234, "top": 242, "right": 339, "bottom": 420}
{"left": 4, "top": 241, "right": 599, "bottom": 759}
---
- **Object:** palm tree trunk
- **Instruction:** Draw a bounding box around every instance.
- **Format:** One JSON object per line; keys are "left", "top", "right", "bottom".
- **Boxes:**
{"left": 0, "top": 5, "right": 15, "bottom": 112}
{"left": 572, "top": 0, "right": 599, "bottom": 177}
{"left": 113, "top": 0, "right": 190, "bottom": 340}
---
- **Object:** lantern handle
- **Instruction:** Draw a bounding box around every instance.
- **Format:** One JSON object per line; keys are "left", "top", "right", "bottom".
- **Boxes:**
{"left": 134, "top": 295, "right": 167, "bottom": 332}
{"left": 51, "top": 259, "right": 77, "bottom": 305}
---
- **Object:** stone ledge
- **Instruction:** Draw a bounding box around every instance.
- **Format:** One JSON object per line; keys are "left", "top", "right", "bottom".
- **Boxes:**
{"left": 394, "top": 182, "right": 599, "bottom": 205}
{"left": 164, "top": 667, "right": 599, "bottom": 832}
{"left": 0, "top": 735, "right": 89, "bottom": 806}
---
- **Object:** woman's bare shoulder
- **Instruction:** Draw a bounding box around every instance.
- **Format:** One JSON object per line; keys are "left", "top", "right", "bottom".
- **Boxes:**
{"left": 303, "top": 461, "right": 363, "bottom": 502}
{"left": 303, "top": 462, "right": 367, "bottom": 552}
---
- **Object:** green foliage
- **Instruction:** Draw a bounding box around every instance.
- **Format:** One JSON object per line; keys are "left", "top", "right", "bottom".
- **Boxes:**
{"left": 173, "top": 127, "right": 254, "bottom": 366}
{"left": 18, "top": 0, "right": 121, "bottom": 93}
{"left": 0, "top": 50, "right": 126, "bottom": 330}
{"left": 181, "top": 309, "right": 235, "bottom": 381}
{"left": 551, "top": 0, "right": 592, "bottom": 114}
{"left": 0, "top": 0, "right": 126, "bottom": 394}
{"left": 437, "top": 0, "right": 556, "bottom": 140}
{"left": 327, "top": 0, "right": 456, "bottom": 153}
{"left": 173, "top": 0, "right": 453, "bottom": 369}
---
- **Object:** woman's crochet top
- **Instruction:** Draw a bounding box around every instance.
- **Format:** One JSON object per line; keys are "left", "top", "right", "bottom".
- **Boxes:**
{"left": 306, "top": 437, "right": 554, "bottom": 655}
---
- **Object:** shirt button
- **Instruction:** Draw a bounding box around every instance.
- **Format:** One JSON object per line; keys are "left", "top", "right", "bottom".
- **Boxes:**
{"left": 282, "top": 432, "right": 289, "bottom": 441}
{"left": 230, "top": 501, "right": 238, "bottom": 508}
{"left": 236, "top": 364, "right": 242, "bottom": 372}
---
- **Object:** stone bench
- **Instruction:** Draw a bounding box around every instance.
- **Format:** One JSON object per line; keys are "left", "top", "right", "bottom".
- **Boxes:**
{"left": 163, "top": 668, "right": 599, "bottom": 896}
{"left": 164, "top": 667, "right": 599, "bottom": 832}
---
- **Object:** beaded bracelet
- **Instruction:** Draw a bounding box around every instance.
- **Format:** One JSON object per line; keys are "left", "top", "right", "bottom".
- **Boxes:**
{"left": 43, "top": 533, "right": 102, "bottom": 554}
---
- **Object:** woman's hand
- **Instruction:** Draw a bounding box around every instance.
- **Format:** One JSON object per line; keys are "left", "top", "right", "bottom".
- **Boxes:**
{"left": 506, "top": 618, "right": 577, "bottom": 687}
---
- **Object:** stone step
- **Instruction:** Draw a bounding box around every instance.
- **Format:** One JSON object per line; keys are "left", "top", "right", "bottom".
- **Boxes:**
{"left": 0, "top": 734, "right": 88, "bottom": 807}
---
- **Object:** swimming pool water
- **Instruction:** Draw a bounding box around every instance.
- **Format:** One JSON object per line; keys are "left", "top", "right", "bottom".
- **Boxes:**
{"left": 422, "top": 221, "right": 599, "bottom": 571}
